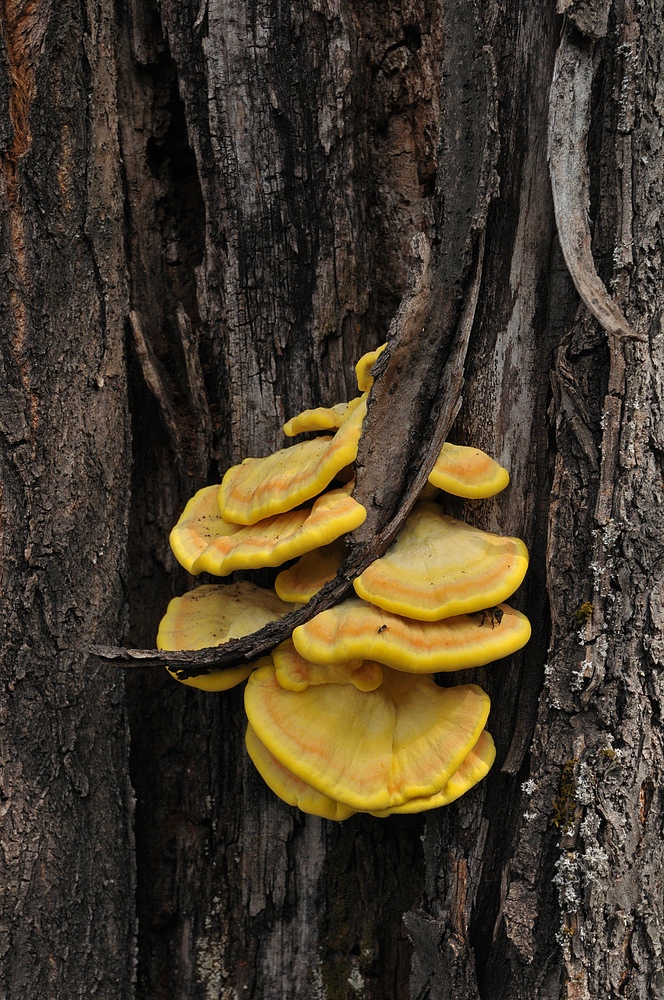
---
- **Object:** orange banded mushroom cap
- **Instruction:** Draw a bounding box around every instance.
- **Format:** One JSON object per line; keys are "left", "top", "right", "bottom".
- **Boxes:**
{"left": 272, "top": 637, "right": 383, "bottom": 692}
{"left": 429, "top": 443, "right": 510, "bottom": 498}
{"left": 169, "top": 485, "right": 228, "bottom": 573}
{"left": 170, "top": 484, "right": 365, "bottom": 577}
{"left": 275, "top": 539, "right": 345, "bottom": 602}
{"left": 369, "top": 729, "right": 496, "bottom": 815}
{"left": 156, "top": 582, "right": 291, "bottom": 691}
{"left": 293, "top": 598, "right": 531, "bottom": 673}
{"left": 353, "top": 502, "right": 529, "bottom": 621}
{"left": 179, "top": 483, "right": 366, "bottom": 576}
{"left": 245, "top": 724, "right": 357, "bottom": 821}
{"left": 219, "top": 397, "right": 367, "bottom": 524}
{"left": 244, "top": 664, "right": 490, "bottom": 811}
{"left": 283, "top": 396, "right": 364, "bottom": 437}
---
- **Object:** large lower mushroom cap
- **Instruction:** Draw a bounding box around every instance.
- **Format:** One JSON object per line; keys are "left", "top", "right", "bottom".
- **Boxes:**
{"left": 429, "top": 443, "right": 510, "bottom": 498}
{"left": 170, "top": 484, "right": 365, "bottom": 577}
{"left": 293, "top": 597, "right": 531, "bottom": 673}
{"left": 369, "top": 729, "right": 496, "bottom": 815}
{"left": 353, "top": 502, "right": 529, "bottom": 621}
{"left": 157, "top": 582, "right": 291, "bottom": 690}
{"left": 219, "top": 397, "right": 366, "bottom": 524}
{"left": 244, "top": 664, "right": 491, "bottom": 811}
{"left": 246, "top": 724, "right": 495, "bottom": 820}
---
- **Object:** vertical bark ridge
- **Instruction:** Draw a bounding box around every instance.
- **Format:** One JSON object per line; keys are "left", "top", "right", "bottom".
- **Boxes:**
{"left": 0, "top": 2, "right": 135, "bottom": 997}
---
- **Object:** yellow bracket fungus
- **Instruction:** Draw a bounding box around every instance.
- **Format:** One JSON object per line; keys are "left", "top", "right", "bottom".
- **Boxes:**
{"left": 245, "top": 724, "right": 495, "bottom": 821}
{"left": 244, "top": 664, "right": 490, "bottom": 812}
{"left": 283, "top": 396, "right": 364, "bottom": 437}
{"left": 355, "top": 343, "right": 387, "bottom": 392}
{"left": 274, "top": 539, "right": 346, "bottom": 602}
{"left": 219, "top": 397, "right": 367, "bottom": 524}
{"left": 428, "top": 442, "right": 510, "bottom": 498}
{"left": 369, "top": 729, "right": 496, "bottom": 815}
{"left": 170, "top": 483, "right": 365, "bottom": 576}
{"left": 272, "top": 637, "right": 383, "bottom": 692}
{"left": 157, "top": 582, "right": 291, "bottom": 690}
{"left": 157, "top": 342, "right": 531, "bottom": 820}
{"left": 354, "top": 502, "right": 529, "bottom": 621}
{"left": 292, "top": 597, "right": 531, "bottom": 673}
{"left": 246, "top": 723, "right": 358, "bottom": 821}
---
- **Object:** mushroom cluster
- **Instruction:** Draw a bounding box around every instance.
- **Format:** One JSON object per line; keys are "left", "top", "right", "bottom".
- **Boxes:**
{"left": 157, "top": 346, "right": 530, "bottom": 820}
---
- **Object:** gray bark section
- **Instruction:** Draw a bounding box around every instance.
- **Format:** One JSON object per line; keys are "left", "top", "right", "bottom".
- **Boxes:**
{"left": 0, "top": 2, "right": 135, "bottom": 998}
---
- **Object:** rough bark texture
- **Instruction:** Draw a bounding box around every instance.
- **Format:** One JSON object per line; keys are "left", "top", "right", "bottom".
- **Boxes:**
{"left": 0, "top": 2, "right": 135, "bottom": 997}
{"left": 2, "top": 0, "right": 664, "bottom": 998}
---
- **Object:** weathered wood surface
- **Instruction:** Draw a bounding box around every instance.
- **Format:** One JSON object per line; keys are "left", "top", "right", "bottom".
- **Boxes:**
{"left": 2, "top": 0, "right": 664, "bottom": 998}
{"left": 0, "top": 2, "right": 135, "bottom": 997}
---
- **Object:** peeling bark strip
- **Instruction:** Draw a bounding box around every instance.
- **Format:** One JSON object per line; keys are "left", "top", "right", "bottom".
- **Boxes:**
{"left": 548, "top": 25, "right": 645, "bottom": 343}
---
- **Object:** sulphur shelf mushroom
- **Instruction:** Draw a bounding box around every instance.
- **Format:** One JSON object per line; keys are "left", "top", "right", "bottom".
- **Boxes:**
{"left": 169, "top": 483, "right": 365, "bottom": 576}
{"left": 244, "top": 664, "right": 490, "bottom": 811}
{"left": 271, "top": 637, "right": 383, "bottom": 692}
{"left": 353, "top": 502, "right": 529, "bottom": 621}
{"left": 245, "top": 724, "right": 495, "bottom": 821}
{"left": 428, "top": 443, "right": 510, "bottom": 498}
{"left": 292, "top": 597, "right": 531, "bottom": 673}
{"left": 157, "top": 342, "right": 531, "bottom": 820}
{"left": 218, "top": 396, "right": 367, "bottom": 524}
{"left": 156, "top": 582, "right": 291, "bottom": 691}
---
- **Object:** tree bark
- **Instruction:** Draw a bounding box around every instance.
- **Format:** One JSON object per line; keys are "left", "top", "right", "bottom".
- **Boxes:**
{"left": 0, "top": 3, "right": 135, "bottom": 997}
{"left": 2, "top": 0, "right": 664, "bottom": 998}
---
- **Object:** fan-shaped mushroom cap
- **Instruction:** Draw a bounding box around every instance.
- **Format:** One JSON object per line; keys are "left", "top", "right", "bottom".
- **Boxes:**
{"left": 370, "top": 729, "right": 496, "bottom": 815}
{"left": 354, "top": 502, "right": 529, "bottom": 621}
{"left": 219, "top": 397, "right": 367, "bottom": 525}
{"left": 355, "top": 343, "right": 387, "bottom": 392}
{"left": 274, "top": 540, "right": 345, "bottom": 602}
{"left": 245, "top": 724, "right": 357, "bottom": 821}
{"left": 157, "top": 582, "right": 290, "bottom": 691}
{"left": 170, "top": 484, "right": 365, "bottom": 577}
{"left": 244, "top": 664, "right": 490, "bottom": 811}
{"left": 293, "top": 598, "right": 531, "bottom": 673}
{"left": 272, "top": 637, "right": 383, "bottom": 692}
{"left": 283, "top": 396, "right": 364, "bottom": 437}
{"left": 429, "top": 443, "right": 510, "bottom": 498}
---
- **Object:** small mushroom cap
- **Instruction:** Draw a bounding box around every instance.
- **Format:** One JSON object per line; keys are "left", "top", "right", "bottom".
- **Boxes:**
{"left": 428, "top": 443, "right": 510, "bottom": 498}
{"left": 157, "top": 582, "right": 291, "bottom": 691}
{"left": 355, "top": 343, "right": 387, "bottom": 392}
{"left": 245, "top": 724, "right": 357, "bottom": 821}
{"left": 283, "top": 396, "right": 364, "bottom": 437}
{"left": 354, "top": 502, "right": 529, "bottom": 621}
{"left": 275, "top": 539, "right": 345, "bottom": 602}
{"left": 219, "top": 397, "right": 367, "bottom": 524}
{"left": 369, "top": 729, "right": 496, "bottom": 815}
{"left": 170, "top": 484, "right": 365, "bottom": 577}
{"left": 244, "top": 664, "right": 490, "bottom": 811}
{"left": 272, "top": 637, "right": 383, "bottom": 692}
{"left": 293, "top": 598, "right": 531, "bottom": 673}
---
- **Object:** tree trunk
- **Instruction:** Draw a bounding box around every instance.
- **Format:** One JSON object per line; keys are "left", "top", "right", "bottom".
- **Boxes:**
{"left": 1, "top": 0, "right": 663, "bottom": 998}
